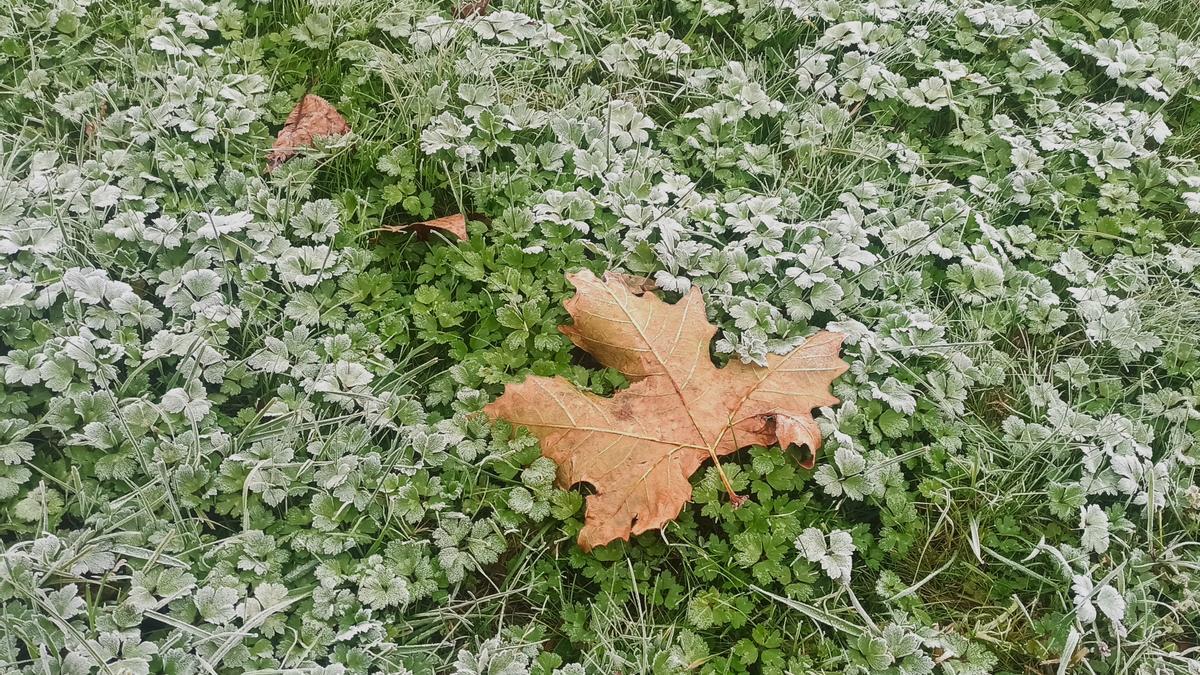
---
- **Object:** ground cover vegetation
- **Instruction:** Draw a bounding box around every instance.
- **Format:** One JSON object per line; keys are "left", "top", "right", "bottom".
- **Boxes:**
{"left": 1, "top": 0, "right": 1200, "bottom": 672}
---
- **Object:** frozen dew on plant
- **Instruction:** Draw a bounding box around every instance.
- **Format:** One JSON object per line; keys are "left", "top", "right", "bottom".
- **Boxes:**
{"left": 1, "top": 0, "right": 1200, "bottom": 671}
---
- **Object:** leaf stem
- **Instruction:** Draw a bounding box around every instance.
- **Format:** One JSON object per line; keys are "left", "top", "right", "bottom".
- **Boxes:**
{"left": 716, "top": 418, "right": 748, "bottom": 508}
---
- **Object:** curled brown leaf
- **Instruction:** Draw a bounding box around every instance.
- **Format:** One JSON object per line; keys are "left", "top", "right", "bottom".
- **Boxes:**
{"left": 266, "top": 94, "right": 350, "bottom": 173}
{"left": 380, "top": 214, "right": 468, "bottom": 242}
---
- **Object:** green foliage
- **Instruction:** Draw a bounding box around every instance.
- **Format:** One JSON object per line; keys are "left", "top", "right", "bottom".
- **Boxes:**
{"left": 2, "top": 0, "right": 1200, "bottom": 673}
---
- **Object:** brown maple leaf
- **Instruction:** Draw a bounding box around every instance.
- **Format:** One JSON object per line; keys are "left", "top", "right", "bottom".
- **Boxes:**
{"left": 266, "top": 94, "right": 350, "bottom": 172}
{"left": 484, "top": 270, "right": 849, "bottom": 551}
{"left": 379, "top": 214, "right": 468, "bottom": 241}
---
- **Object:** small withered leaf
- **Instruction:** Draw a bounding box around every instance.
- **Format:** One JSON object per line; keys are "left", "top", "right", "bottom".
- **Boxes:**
{"left": 454, "top": 0, "right": 491, "bottom": 18}
{"left": 380, "top": 214, "right": 468, "bottom": 242}
{"left": 266, "top": 94, "right": 350, "bottom": 173}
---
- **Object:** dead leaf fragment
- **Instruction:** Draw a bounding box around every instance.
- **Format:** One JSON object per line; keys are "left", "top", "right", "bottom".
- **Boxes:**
{"left": 454, "top": 0, "right": 491, "bottom": 18}
{"left": 485, "top": 270, "right": 849, "bottom": 551}
{"left": 266, "top": 94, "right": 350, "bottom": 172}
{"left": 84, "top": 102, "right": 109, "bottom": 138}
{"left": 612, "top": 273, "right": 658, "bottom": 295}
{"left": 380, "top": 214, "right": 468, "bottom": 241}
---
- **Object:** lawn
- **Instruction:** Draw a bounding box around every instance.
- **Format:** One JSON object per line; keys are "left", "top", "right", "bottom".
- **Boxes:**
{"left": 1, "top": 0, "right": 1199, "bottom": 673}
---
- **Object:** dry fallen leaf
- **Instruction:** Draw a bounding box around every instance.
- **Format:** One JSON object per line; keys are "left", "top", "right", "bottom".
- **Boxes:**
{"left": 454, "top": 0, "right": 491, "bottom": 18}
{"left": 485, "top": 270, "right": 849, "bottom": 551}
{"left": 84, "top": 102, "right": 109, "bottom": 138}
{"left": 380, "top": 214, "right": 468, "bottom": 242}
{"left": 613, "top": 273, "right": 658, "bottom": 295}
{"left": 266, "top": 94, "right": 350, "bottom": 172}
